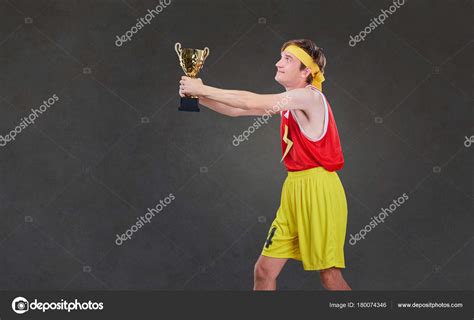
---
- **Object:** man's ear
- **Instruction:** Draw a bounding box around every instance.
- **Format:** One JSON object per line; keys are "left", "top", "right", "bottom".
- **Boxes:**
{"left": 302, "top": 67, "right": 312, "bottom": 79}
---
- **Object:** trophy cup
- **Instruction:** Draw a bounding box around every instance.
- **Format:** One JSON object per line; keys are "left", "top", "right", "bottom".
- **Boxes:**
{"left": 175, "top": 42, "right": 210, "bottom": 112}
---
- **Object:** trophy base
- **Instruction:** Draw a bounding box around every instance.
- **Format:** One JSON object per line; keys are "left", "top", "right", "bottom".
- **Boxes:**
{"left": 178, "top": 97, "right": 200, "bottom": 112}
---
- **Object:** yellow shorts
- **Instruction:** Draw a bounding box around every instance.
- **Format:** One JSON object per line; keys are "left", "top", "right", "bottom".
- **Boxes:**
{"left": 261, "top": 166, "right": 348, "bottom": 271}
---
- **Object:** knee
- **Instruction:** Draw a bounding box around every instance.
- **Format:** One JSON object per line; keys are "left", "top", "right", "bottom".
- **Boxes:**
{"left": 319, "top": 269, "right": 339, "bottom": 289}
{"left": 254, "top": 262, "right": 278, "bottom": 281}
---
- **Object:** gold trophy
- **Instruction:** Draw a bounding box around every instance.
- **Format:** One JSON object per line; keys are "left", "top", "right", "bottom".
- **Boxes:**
{"left": 175, "top": 42, "right": 210, "bottom": 112}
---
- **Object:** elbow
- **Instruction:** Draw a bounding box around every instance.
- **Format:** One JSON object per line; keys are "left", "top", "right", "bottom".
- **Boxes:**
{"left": 230, "top": 108, "right": 242, "bottom": 117}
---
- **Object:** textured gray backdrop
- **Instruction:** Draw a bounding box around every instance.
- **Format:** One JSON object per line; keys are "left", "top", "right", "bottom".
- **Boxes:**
{"left": 0, "top": 0, "right": 472, "bottom": 290}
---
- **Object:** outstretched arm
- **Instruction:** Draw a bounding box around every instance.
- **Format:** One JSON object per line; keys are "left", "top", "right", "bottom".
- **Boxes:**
{"left": 199, "top": 97, "right": 269, "bottom": 117}
{"left": 178, "top": 84, "right": 269, "bottom": 117}
{"left": 180, "top": 76, "right": 317, "bottom": 113}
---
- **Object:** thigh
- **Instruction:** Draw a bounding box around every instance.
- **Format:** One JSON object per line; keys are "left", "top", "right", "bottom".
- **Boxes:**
{"left": 261, "top": 219, "right": 301, "bottom": 260}
{"left": 260, "top": 181, "right": 301, "bottom": 260}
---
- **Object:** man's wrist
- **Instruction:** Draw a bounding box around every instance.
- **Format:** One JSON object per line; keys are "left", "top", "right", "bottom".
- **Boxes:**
{"left": 200, "top": 85, "right": 211, "bottom": 97}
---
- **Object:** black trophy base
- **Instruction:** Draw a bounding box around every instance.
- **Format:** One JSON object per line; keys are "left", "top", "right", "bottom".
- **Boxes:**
{"left": 178, "top": 97, "right": 200, "bottom": 112}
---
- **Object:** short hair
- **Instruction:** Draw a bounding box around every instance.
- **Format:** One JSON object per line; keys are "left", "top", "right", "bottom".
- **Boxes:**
{"left": 281, "top": 39, "right": 326, "bottom": 84}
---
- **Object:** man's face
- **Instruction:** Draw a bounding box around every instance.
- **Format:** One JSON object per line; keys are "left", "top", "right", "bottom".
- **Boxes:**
{"left": 275, "top": 51, "right": 308, "bottom": 86}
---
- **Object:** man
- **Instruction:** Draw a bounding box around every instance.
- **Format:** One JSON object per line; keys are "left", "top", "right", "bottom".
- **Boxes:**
{"left": 179, "top": 39, "right": 351, "bottom": 291}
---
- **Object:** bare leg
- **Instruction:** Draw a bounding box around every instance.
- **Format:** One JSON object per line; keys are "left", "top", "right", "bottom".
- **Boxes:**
{"left": 253, "top": 255, "right": 288, "bottom": 291}
{"left": 319, "top": 267, "right": 351, "bottom": 290}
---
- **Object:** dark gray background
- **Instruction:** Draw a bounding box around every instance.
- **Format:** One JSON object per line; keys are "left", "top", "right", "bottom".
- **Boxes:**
{"left": 0, "top": 0, "right": 472, "bottom": 290}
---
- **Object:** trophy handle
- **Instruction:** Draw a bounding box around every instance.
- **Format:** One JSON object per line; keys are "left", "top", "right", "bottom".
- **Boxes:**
{"left": 174, "top": 42, "right": 182, "bottom": 56}
{"left": 203, "top": 47, "right": 210, "bottom": 60}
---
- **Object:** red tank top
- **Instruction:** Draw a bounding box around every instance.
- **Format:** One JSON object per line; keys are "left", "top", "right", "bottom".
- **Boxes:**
{"left": 280, "top": 85, "right": 344, "bottom": 172}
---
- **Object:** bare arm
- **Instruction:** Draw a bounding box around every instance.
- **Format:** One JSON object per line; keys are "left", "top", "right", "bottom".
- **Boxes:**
{"left": 179, "top": 77, "right": 316, "bottom": 115}
{"left": 199, "top": 97, "right": 268, "bottom": 117}
{"left": 200, "top": 85, "right": 315, "bottom": 114}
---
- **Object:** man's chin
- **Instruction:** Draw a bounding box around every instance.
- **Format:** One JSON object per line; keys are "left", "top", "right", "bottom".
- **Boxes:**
{"left": 275, "top": 75, "right": 285, "bottom": 86}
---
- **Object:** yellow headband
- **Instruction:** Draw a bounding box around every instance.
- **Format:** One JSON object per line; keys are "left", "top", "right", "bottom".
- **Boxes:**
{"left": 283, "top": 45, "right": 325, "bottom": 91}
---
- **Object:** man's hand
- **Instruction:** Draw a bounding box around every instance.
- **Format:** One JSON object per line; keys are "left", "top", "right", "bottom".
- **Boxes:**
{"left": 179, "top": 76, "right": 205, "bottom": 96}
